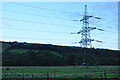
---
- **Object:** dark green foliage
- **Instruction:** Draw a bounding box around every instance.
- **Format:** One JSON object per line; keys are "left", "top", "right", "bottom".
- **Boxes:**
{"left": 2, "top": 50, "right": 64, "bottom": 66}
{"left": 66, "top": 53, "right": 76, "bottom": 65}
{"left": 1, "top": 41, "right": 120, "bottom": 66}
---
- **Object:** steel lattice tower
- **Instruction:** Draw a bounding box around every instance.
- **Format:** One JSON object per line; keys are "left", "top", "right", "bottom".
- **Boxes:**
{"left": 80, "top": 5, "right": 92, "bottom": 48}
{"left": 73, "top": 5, "right": 103, "bottom": 66}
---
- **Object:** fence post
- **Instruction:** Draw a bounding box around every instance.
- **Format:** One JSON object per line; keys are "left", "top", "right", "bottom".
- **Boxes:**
{"left": 104, "top": 70, "right": 106, "bottom": 79}
{"left": 32, "top": 73, "right": 34, "bottom": 78}
{"left": 100, "top": 73, "right": 102, "bottom": 78}
{"left": 64, "top": 75, "right": 66, "bottom": 80}
{"left": 22, "top": 69, "right": 24, "bottom": 80}
{"left": 47, "top": 73, "right": 49, "bottom": 80}
{"left": 54, "top": 69, "right": 56, "bottom": 80}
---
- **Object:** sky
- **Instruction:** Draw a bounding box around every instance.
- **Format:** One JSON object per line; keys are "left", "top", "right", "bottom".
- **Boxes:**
{"left": 1, "top": 2, "right": 118, "bottom": 50}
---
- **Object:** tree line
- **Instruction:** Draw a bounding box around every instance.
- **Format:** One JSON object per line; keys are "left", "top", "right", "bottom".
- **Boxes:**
{"left": 2, "top": 41, "right": 120, "bottom": 66}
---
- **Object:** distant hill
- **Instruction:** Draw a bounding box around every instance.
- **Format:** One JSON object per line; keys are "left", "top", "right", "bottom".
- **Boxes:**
{"left": 1, "top": 41, "right": 120, "bottom": 66}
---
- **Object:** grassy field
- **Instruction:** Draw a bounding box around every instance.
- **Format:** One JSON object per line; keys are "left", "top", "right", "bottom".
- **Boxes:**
{"left": 2, "top": 66, "right": 120, "bottom": 80}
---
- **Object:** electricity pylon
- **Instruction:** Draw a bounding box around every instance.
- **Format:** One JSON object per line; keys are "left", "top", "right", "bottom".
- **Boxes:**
{"left": 72, "top": 5, "right": 103, "bottom": 66}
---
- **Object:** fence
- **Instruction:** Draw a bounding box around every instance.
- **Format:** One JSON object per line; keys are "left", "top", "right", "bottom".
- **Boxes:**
{"left": 2, "top": 69, "right": 120, "bottom": 79}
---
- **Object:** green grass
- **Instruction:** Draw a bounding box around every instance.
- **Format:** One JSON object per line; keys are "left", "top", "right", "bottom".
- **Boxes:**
{"left": 2, "top": 66, "right": 120, "bottom": 79}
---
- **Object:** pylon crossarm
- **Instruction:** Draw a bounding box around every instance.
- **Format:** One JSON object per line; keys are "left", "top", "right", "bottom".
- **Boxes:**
{"left": 97, "top": 28, "right": 104, "bottom": 31}
{"left": 94, "top": 40, "right": 103, "bottom": 43}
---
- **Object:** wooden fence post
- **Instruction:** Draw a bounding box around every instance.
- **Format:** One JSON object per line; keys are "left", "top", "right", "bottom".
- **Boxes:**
{"left": 104, "top": 70, "right": 106, "bottom": 79}
{"left": 54, "top": 69, "right": 56, "bottom": 80}
{"left": 100, "top": 73, "right": 102, "bottom": 78}
{"left": 47, "top": 73, "right": 49, "bottom": 80}
{"left": 22, "top": 69, "right": 24, "bottom": 80}
{"left": 64, "top": 75, "right": 66, "bottom": 80}
{"left": 32, "top": 73, "right": 34, "bottom": 78}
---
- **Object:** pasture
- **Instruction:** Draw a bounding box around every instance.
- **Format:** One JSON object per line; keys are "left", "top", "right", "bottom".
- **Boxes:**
{"left": 2, "top": 66, "right": 120, "bottom": 80}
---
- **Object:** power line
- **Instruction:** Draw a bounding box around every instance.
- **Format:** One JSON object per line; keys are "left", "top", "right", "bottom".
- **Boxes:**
{"left": 2, "top": 36, "right": 75, "bottom": 41}
{"left": 0, "top": 9, "right": 72, "bottom": 21}
{"left": 103, "top": 42, "right": 118, "bottom": 44}
{"left": 105, "top": 29, "right": 118, "bottom": 33}
{"left": 2, "top": 36, "right": 75, "bottom": 45}
{"left": 1, "top": 18, "right": 76, "bottom": 28}
{"left": 3, "top": 25, "right": 70, "bottom": 34}
{"left": 3, "top": 25, "right": 116, "bottom": 42}
{"left": 91, "top": 32, "right": 118, "bottom": 40}
{"left": 3, "top": 23, "right": 117, "bottom": 40}
{"left": 72, "top": 41, "right": 118, "bottom": 45}
{"left": 8, "top": 2, "right": 118, "bottom": 34}
{"left": 10, "top": 2, "right": 75, "bottom": 15}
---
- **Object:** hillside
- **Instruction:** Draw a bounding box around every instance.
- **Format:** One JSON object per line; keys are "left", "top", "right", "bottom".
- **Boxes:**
{"left": 1, "top": 41, "right": 120, "bottom": 66}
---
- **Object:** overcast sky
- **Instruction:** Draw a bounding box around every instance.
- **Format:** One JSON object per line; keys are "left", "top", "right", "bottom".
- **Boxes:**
{"left": 1, "top": 2, "right": 118, "bottom": 50}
